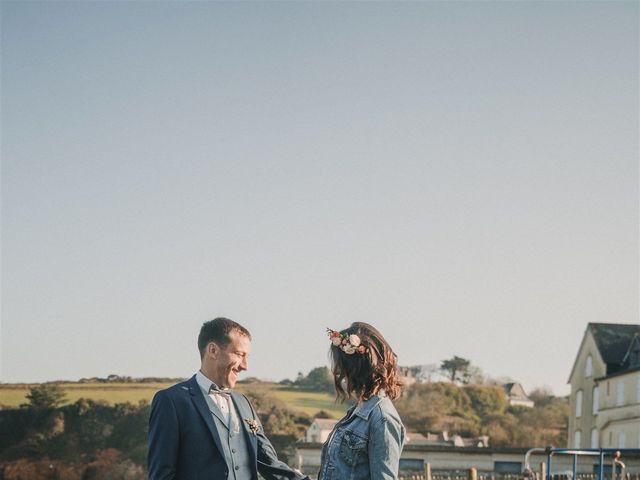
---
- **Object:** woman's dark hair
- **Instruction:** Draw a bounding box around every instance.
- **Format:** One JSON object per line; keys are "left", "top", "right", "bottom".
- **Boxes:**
{"left": 198, "top": 317, "right": 251, "bottom": 359}
{"left": 330, "top": 322, "right": 402, "bottom": 402}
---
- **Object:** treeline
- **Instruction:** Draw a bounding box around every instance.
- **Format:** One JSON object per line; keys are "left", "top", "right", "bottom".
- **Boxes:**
{"left": 0, "top": 365, "right": 568, "bottom": 479}
{"left": 396, "top": 382, "right": 568, "bottom": 447}
{"left": 280, "top": 367, "right": 334, "bottom": 394}
{"left": 0, "top": 395, "right": 149, "bottom": 479}
{"left": 0, "top": 383, "right": 315, "bottom": 479}
{"left": 78, "top": 375, "right": 185, "bottom": 384}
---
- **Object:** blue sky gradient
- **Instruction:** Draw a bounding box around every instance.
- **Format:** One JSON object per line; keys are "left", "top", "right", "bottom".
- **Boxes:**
{"left": 2, "top": 1, "right": 638, "bottom": 395}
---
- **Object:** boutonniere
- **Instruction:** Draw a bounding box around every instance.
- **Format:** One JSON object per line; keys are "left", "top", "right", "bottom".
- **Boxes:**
{"left": 244, "top": 418, "right": 260, "bottom": 435}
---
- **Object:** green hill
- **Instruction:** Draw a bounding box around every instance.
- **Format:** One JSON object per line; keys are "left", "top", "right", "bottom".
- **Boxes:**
{"left": 0, "top": 381, "right": 347, "bottom": 419}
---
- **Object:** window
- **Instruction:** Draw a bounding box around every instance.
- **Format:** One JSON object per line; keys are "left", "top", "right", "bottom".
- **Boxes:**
{"left": 618, "top": 432, "right": 626, "bottom": 448}
{"left": 585, "top": 355, "right": 593, "bottom": 377}
{"left": 592, "top": 386, "right": 599, "bottom": 414}
{"left": 637, "top": 375, "right": 640, "bottom": 403}
{"left": 575, "top": 390, "right": 583, "bottom": 417}
{"left": 591, "top": 428, "right": 598, "bottom": 448}
{"left": 399, "top": 459, "right": 424, "bottom": 471}
{"left": 574, "top": 430, "right": 581, "bottom": 448}
{"left": 495, "top": 462, "right": 523, "bottom": 474}
{"left": 631, "top": 344, "right": 640, "bottom": 367}
{"left": 616, "top": 380, "right": 624, "bottom": 406}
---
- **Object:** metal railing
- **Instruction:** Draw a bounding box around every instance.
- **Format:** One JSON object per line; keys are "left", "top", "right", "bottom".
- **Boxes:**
{"left": 523, "top": 447, "right": 640, "bottom": 480}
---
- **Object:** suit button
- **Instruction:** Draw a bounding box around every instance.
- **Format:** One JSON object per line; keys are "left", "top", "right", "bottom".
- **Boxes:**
{"left": 235, "top": 466, "right": 240, "bottom": 471}
{"left": 232, "top": 449, "right": 236, "bottom": 453}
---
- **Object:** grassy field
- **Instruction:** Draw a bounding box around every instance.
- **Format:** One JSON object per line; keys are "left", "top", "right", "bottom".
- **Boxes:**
{"left": 0, "top": 382, "right": 347, "bottom": 419}
{"left": 0, "top": 383, "right": 171, "bottom": 408}
{"left": 237, "top": 383, "right": 347, "bottom": 418}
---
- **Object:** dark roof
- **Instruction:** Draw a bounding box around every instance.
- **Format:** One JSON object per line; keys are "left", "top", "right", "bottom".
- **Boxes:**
{"left": 589, "top": 323, "right": 640, "bottom": 374}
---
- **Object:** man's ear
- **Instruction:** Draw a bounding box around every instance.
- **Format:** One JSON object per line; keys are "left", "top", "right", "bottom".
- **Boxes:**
{"left": 206, "top": 342, "right": 219, "bottom": 358}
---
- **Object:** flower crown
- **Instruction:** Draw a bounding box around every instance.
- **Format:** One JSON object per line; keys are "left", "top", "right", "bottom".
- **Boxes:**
{"left": 327, "top": 328, "right": 367, "bottom": 355}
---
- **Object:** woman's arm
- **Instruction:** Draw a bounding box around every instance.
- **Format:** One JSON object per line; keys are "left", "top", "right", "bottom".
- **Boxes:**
{"left": 368, "top": 414, "right": 405, "bottom": 480}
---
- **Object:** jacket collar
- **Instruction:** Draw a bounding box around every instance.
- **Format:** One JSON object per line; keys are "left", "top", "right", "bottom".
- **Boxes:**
{"left": 352, "top": 391, "right": 385, "bottom": 420}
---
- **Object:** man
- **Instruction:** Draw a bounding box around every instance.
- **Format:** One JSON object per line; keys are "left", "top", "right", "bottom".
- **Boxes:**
{"left": 148, "top": 317, "right": 310, "bottom": 480}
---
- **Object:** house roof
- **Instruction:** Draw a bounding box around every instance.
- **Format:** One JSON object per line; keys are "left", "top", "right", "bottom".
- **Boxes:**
{"left": 589, "top": 323, "right": 640, "bottom": 366}
{"left": 568, "top": 322, "right": 640, "bottom": 383}
{"left": 503, "top": 382, "right": 529, "bottom": 400}
{"left": 404, "top": 431, "right": 489, "bottom": 448}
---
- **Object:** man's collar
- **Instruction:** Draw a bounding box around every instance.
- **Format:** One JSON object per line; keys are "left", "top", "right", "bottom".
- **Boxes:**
{"left": 195, "top": 370, "right": 225, "bottom": 394}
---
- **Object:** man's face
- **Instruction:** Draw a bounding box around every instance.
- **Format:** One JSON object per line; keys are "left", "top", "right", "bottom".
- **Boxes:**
{"left": 210, "top": 330, "right": 251, "bottom": 389}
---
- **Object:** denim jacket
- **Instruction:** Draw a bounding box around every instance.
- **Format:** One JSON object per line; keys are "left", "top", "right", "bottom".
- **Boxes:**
{"left": 318, "top": 391, "right": 405, "bottom": 480}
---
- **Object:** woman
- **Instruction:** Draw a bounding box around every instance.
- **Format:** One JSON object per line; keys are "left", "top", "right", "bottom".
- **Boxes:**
{"left": 318, "top": 322, "right": 405, "bottom": 480}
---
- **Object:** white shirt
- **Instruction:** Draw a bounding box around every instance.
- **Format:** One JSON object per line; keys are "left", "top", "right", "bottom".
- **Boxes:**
{"left": 195, "top": 370, "right": 240, "bottom": 433}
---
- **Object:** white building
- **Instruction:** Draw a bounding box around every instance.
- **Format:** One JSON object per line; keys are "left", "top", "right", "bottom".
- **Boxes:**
{"left": 305, "top": 418, "right": 338, "bottom": 443}
{"left": 503, "top": 383, "right": 534, "bottom": 409}
{"left": 568, "top": 322, "right": 640, "bottom": 448}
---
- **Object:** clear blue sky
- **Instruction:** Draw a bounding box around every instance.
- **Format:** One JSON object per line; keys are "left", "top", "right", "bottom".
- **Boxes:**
{"left": 2, "top": 1, "right": 638, "bottom": 396}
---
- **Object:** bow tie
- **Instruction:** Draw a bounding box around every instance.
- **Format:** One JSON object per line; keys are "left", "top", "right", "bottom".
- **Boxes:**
{"left": 209, "top": 385, "right": 231, "bottom": 396}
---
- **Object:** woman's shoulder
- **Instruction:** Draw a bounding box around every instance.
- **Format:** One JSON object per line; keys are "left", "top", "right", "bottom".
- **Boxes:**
{"left": 369, "top": 392, "right": 402, "bottom": 423}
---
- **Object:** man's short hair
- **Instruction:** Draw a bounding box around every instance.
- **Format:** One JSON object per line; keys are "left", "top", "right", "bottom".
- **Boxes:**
{"left": 198, "top": 317, "right": 251, "bottom": 358}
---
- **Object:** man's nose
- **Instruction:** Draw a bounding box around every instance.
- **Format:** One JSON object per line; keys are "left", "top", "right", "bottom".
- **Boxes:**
{"left": 239, "top": 356, "right": 248, "bottom": 371}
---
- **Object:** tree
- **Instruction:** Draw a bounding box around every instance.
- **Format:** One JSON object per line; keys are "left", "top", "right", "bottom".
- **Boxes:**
{"left": 304, "top": 367, "right": 334, "bottom": 393}
{"left": 406, "top": 364, "right": 443, "bottom": 383}
{"left": 294, "top": 367, "right": 334, "bottom": 394}
{"left": 528, "top": 386, "right": 554, "bottom": 407}
{"left": 315, "top": 410, "right": 333, "bottom": 419}
{"left": 466, "top": 366, "right": 486, "bottom": 385}
{"left": 23, "top": 384, "right": 67, "bottom": 410}
{"left": 440, "top": 356, "right": 471, "bottom": 384}
{"left": 394, "top": 382, "right": 474, "bottom": 435}
{"left": 464, "top": 384, "right": 508, "bottom": 417}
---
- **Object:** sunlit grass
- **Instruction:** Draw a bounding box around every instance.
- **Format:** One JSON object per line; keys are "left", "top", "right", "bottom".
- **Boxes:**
{"left": 269, "top": 386, "right": 347, "bottom": 418}
{"left": 0, "top": 383, "right": 172, "bottom": 408}
{"left": 0, "top": 382, "right": 348, "bottom": 419}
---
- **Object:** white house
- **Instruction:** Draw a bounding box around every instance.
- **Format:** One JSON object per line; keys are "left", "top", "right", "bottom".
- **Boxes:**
{"left": 567, "top": 322, "right": 640, "bottom": 448}
{"left": 305, "top": 418, "right": 338, "bottom": 443}
{"left": 503, "top": 383, "right": 534, "bottom": 409}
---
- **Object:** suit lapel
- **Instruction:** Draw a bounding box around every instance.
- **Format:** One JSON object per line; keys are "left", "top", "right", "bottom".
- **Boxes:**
{"left": 187, "top": 376, "right": 228, "bottom": 464}
{"left": 205, "top": 394, "right": 230, "bottom": 430}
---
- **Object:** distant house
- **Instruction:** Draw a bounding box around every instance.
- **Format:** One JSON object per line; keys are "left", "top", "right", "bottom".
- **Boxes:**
{"left": 305, "top": 418, "right": 338, "bottom": 443}
{"left": 503, "top": 382, "right": 534, "bottom": 408}
{"left": 406, "top": 431, "right": 489, "bottom": 448}
{"left": 398, "top": 366, "right": 417, "bottom": 387}
{"left": 567, "top": 322, "right": 640, "bottom": 448}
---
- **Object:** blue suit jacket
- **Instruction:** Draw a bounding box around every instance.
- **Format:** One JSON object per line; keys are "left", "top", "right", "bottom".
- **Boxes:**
{"left": 148, "top": 375, "right": 309, "bottom": 480}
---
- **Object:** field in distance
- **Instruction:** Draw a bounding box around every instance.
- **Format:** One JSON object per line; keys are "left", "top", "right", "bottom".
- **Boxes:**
{"left": 0, "top": 381, "right": 347, "bottom": 419}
